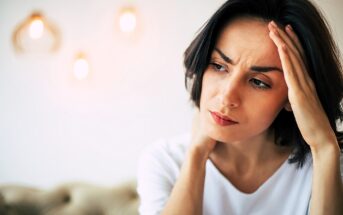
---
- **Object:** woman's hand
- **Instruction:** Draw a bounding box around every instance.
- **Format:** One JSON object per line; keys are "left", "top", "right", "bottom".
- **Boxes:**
{"left": 268, "top": 21, "right": 338, "bottom": 152}
{"left": 161, "top": 109, "right": 216, "bottom": 215}
{"left": 268, "top": 20, "right": 343, "bottom": 215}
{"left": 190, "top": 108, "right": 217, "bottom": 158}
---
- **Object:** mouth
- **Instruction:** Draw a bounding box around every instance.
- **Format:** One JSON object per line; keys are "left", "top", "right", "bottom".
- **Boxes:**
{"left": 209, "top": 111, "right": 238, "bottom": 126}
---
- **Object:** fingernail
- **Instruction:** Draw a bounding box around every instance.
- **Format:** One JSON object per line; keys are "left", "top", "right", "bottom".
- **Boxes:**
{"left": 286, "top": 24, "right": 293, "bottom": 31}
{"left": 271, "top": 21, "right": 277, "bottom": 27}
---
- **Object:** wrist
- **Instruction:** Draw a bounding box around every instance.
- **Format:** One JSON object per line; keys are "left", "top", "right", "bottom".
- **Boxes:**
{"left": 187, "top": 144, "right": 212, "bottom": 164}
{"left": 310, "top": 141, "right": 340, "bottom": 162}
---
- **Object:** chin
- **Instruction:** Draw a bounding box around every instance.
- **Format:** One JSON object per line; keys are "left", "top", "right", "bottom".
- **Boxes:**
{"left": 206, "top": 126, "right": 242, "bottom": 143}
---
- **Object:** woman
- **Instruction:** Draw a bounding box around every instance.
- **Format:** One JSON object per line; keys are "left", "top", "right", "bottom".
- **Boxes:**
{"left": 137, "top": 0, "right": 343, "bottom": 214}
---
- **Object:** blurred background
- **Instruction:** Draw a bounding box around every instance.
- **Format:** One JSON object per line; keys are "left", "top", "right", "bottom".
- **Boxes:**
{"left": 0, "top": 0, "right": 342, "bottom": 189}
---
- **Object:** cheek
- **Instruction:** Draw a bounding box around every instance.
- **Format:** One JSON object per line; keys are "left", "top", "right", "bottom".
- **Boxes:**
{"left": 248, "top": 92, "right": 288, "bottom": 125}
{"left": 249, "top": 108, "right": 279, "bottom": 127}
{"left": 199, "top": 72, "right": 214, "bottom": 109}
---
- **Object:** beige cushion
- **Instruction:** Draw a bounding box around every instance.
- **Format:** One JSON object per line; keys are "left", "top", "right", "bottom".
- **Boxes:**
{"left": 0, "top": 181, "right": 139, "bottom": 215}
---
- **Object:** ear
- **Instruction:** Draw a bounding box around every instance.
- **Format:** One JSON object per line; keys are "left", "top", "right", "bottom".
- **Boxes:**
{"left": 284, "top": 101, "right": 292, "bottom": 112}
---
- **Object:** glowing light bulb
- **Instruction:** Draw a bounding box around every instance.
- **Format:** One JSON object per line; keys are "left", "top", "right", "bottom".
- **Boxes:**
{"left": 73, "top": 54, "right": 90, "bottom": 80}
{"left": 12, "top": 11, "right": 60, "bottom": 53}
{"left": 29, "top": 19, "right": 44, "bottom": 39}
{"left": 119, "top": 8, "right": 137, "bottom": 32}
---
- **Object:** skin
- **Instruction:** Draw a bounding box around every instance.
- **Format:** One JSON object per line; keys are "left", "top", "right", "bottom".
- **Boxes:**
{"left": 268, "top": 19, "right": 343, "bottom": 215}
{"left": 161, "top": 17, "right": 343, "bottom": 215}
{"left": 199, "top": 17, "right": 293, "bottom": 192}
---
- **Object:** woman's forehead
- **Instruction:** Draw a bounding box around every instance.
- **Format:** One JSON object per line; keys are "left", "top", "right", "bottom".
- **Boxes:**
{"left": 214, "top": 17, "right": 281, "bottom": 67}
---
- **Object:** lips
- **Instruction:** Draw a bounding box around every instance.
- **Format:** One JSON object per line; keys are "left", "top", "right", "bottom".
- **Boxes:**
{"left": 210, "top": 111, "right": 238, "bottom": 126}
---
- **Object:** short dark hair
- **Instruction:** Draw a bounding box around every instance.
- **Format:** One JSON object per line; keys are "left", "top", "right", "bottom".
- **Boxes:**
{"left": 184, "top": 0, "right": 343, "bottom": 167}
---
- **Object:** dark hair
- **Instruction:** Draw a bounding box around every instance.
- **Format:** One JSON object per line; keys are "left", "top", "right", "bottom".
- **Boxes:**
{"left": 184, "top": 0, "right": 343, "bottom": 167}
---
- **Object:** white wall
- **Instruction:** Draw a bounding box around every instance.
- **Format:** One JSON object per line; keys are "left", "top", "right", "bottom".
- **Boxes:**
{"left": 0, "top": 0, "right": 342, "bottom": 188}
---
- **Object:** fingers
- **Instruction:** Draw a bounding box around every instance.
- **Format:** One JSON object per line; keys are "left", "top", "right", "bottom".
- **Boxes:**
{"left": 191, "top": 108, "right": 201, "bottom": 136}
{"left": 284, "top": 25, "right": 306, "bottom": 60}
{"left": 269, "top": 21, "right": 304, "bottom": 64}
{"left": 283, "top": 25, "right": 311, "bottom": 81}
{"left": 268, "top": 22, "right": 310, "bottom": 78}
{"left": 191, "top": 109, "right": 217, "bottom": 153}
{"left": 268, "top": 21, "right": 314, "bottom": 92}
{"left": 269, "top": 30, "right": 299, "bottom": 89}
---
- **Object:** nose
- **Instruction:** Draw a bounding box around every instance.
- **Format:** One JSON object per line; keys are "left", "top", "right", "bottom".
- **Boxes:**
{"left": 219, "top": 74, "right": 241, "bottom": 109}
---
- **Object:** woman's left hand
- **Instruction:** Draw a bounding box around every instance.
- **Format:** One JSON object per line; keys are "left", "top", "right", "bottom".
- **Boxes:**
{"left": 268, "top": 21, "right": 338, "bottom": 152}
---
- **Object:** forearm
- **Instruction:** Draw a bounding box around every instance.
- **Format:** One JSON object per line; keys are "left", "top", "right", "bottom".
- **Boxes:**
{"left": 161, "top": 146, "right": 209, "bottom": 215}
{"left": 310, "top": 143, "right": 343, "bottom": 215}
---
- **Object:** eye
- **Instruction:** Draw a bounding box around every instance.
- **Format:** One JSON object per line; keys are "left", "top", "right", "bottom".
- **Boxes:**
{"left": 249, "top": 78, "right": 271, "bottom": 89}
{"left": 209, "top": 62, "right": 227, "bottom": 72}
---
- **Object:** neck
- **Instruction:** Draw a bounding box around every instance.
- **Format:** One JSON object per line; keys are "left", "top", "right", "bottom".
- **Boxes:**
{"left": 209, "top": 129, "right": 292, "bottom": 173}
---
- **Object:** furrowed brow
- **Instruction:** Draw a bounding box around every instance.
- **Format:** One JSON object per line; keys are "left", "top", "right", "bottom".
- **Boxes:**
{"left": 214, "top": 48, "right": 233, "bottom": 64}
{"left": 214, "top": 47, "right": 282, "bottom": 73}
{"left": 250, "top": 66, "right": 283, "bottom": 73}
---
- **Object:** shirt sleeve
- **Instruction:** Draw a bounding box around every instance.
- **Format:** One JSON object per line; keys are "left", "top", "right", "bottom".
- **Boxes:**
{"left": 136, "top": 140, "right": 179, "bottom": 215}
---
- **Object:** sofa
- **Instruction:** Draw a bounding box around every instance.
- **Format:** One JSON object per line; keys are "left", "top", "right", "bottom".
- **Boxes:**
{"left": 0, "top": 181, "right": 139, "bottom": 215}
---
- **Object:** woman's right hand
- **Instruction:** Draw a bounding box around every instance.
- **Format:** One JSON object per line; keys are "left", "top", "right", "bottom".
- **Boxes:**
{"left": 161, "top": 108, "right": 217, "bottom": 215}
{"left": 190, "top": 108, "right": 217, "bottom": 158}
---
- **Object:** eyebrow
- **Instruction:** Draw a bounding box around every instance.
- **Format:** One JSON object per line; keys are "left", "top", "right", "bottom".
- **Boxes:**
{"left": 214, "top": 48, "right": 283, "bottom": 73}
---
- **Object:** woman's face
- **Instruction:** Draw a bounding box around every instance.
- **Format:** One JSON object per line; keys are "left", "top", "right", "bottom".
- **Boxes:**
{"left": 200, "top": 17, "right": 290, "bottom": 144}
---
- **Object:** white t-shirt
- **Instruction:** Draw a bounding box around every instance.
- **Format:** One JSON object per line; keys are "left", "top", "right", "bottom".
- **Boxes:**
{"left": 137, "top": 133, "right": 343, "bottom": 215}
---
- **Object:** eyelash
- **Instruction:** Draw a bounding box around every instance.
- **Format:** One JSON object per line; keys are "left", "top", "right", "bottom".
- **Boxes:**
{"left": 249, "top": 79, "right": 271, "bottom": 90}
{"left": 209, "top": 62, "right": 271, "bottom": 90}
{"left": 210, "top": 62, "right": 227, "bottom": 72}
